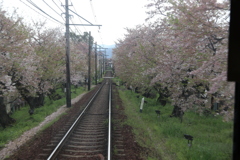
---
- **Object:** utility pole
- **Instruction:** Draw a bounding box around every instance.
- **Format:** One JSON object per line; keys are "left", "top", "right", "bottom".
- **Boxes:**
{"left": 62, "top": 0, "right": 101, "bottom": 106}
{"left": 88, "top": 31, "right": 92, "bottom": 91}
{"left": 95, "top": 42, "right": 97, "bottom": 85}
{"left": 103, "top": 49, "right": 107, "bottom": 73}
{"left": 99, "top": 57, "right": 102, "bottom": 78}
{"left": 98, "top": 48, "right": 107, "bottom": 76}
{"left": 101, "top": 53, "right": 104, "bottom": 77}
{"left": 65, "top": 0, "right": 71, "bottom": 108}
{"left": 103, "top": 52, "right": 105, "bottom": 74}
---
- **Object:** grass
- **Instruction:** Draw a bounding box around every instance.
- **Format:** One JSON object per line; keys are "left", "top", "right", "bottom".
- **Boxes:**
{"left": 118, "top": 88, "right": 233, "bottom": 160}
{"left": 0, "top": 86, "right": 85, "bottom": 149}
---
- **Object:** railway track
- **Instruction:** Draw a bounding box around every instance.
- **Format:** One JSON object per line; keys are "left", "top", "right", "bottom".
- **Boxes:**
{"left": 4, "top": 70, "right": 145, "bottom": 160}
{"left": 34, "top": 71, "right": 113, "bottom": 160}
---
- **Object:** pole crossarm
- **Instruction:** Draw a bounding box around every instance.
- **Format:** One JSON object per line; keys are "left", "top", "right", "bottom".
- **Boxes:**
{"left": 93, "top": 45, "right": 105, "bottom": 48}
{"left": 69, "top": 24, "right": 102, "bottom": 26}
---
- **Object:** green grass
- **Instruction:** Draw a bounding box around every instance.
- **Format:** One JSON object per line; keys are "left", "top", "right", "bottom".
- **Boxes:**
{"left": 0, "top": 86, "right": 85, "bottom": 149}
{"left": 118, "top": 89, "right": 233, "bottom": 160}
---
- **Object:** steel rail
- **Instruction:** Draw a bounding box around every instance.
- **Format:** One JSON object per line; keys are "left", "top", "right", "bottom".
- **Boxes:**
{"left": 107, "top": 80, "right": 112, "bottom": 160}
{"left": 47, "top": 82, "right": 105, "bottom": 160}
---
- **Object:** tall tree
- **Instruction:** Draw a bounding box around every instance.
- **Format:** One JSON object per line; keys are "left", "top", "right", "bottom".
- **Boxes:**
{"left": 113, "top": 0, "right": 233, "bottom": 120}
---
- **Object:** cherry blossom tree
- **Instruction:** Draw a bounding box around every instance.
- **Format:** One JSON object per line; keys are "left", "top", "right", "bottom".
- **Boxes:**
{"left": 0, "top": 8, "right": 33, "bottom": 126}
{"left": 113, "top": 0, "right": 233, "bottom": 120}
{"left": 70, "top": 32, "right": 88, "bottom": 86}
{"left": 0, "top": 6, "right": 90, "bottom": 127}
{"left": 22, "top": 22, "right": 67, "bottom": 111}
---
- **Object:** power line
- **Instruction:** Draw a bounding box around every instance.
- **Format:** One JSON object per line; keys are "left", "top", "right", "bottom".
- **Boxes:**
{"left": 68, "top": 6, "right": 103, "bottom": 45}
{"left": 89, "top": 0, "right": 98, "bottom": 24}
{"left": 20, "top": 0, "right": 62, "bottom": 25}
{"left": 69, "top": 17, "right": 83, "bottom": 35}
{"left": 69, "top": 1, "right": 104, "bottom": 45}
{"left": 63, "top": 0, "right": 103, "bottom": 45}
{"left": 66, "top": 0, "right": 104, "bottom": 46}
{"left": 69, "top": 0, "right": 87, "bottom": 32}
{"left": 68, "top": 8, "right": 93, "bottom": 25}
{"left": 70, "top": 18, "right": 83, "bottom": 35}
{"left": 89, "top": 0, "right": 104, "bottom": 46}
{"left": 42, "top": 0, "right": 63, "bottom": 18}
{"left": 52, "top": 0, "right": 64, "bottom": 13}
{"left": 44, "top": 0, "right": 78, "bottom": 35}
{"left": 52, "top": 0, "right": 82, "bottom": 35}
{"left": 25, "top": 0, "right": 64, "bottom": 24}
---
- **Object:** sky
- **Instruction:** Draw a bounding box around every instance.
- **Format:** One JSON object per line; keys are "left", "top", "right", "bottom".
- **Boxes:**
{"left": 1, "top": 0, "right": 150, "bottom": 47}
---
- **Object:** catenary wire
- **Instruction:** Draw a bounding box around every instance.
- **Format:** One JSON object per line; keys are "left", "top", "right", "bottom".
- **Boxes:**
{"left": 59, "top": 0, "right": 104, "bottom": 47}
{"left": 25, "top": 0, "right": 64, "bottom": 24}
{"left": 89, "top": 0, "right": 104, "bottom": 46}
{"left": 42, "top": 0, "right": 63, "bottom": 18}
{"left": 20, "top": 0, "right": 63, "bottom": 25}
{"left": 70, "top": 0, "right": 87, "bottom": 32}
{"left": 54, "top": 0, "right": 83, "bottom": 35}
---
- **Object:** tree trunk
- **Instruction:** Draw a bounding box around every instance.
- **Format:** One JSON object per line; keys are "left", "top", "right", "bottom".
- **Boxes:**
{"left": 0, "top": 97, "right": 15, "bottom": 128}
{"left": 15, "top": 81, "right": 45, "bottom": 115}
{"left": 171, "top": 105, "right": 183, "bottom": 116}
{"left": 23, "top": 93, "right": 45, "bottom": 115}
{"left": 170, "top": 105, "right": 184, "bottom": 123}
{"left": 157, "top": 94, "right": 167, "bottom": 106}
{"left": 155, "top": 85, "right": 170, "bottom": 106}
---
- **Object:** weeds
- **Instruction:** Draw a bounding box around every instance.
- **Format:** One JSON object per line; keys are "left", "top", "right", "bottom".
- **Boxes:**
{"left": 119, "top": 89, "right": 233, "bottom": 160}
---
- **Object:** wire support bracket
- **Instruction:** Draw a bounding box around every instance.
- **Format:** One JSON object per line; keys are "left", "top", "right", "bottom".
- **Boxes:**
{"left": 69, "top": 24, "right": 102, "bottom": 26}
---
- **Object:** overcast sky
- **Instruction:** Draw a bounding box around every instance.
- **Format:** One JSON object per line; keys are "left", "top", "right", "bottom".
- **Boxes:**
{"left": 1, "top": 0, "right": 150, "bottom": 46}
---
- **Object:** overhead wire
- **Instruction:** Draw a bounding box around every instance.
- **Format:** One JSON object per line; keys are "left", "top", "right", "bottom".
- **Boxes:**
{"left": 70, "top": 0, "right": 87, "bottom": 33}
{"left": 52, "top": 0, "right": 64, "bottom": 13}
{"left": 25, "top": 0, "right": 64, "bottom": 24}
{"left": 43, "top": 0, "right": 69, "bottom": 34}
{"left": 21, "top": 1, "right": 80, "bottom": 42}
{"left": 89, "top": 0, "right": 98, "bottom": 24}
{"left": 66, "top": 0, "right": 90, "bottom": 45}
{"left": 26, "top": 0, "right": 63, "bottom": 24}
{"left": 89, "top": 0, "right": 104, "bottom": 46}
{"left": 20, "top": 0, "right": 88, "bottom": 49}
{"left": 42, "top": 0, "right": 63, "bottom": 18}
{"left": 20, "top": 0, "right": 62, "bottom": 25}
{"left": 53, "top": 0, "right": 104, "bottom": 51}
{"left": 52, "top": 0, "right": 83, "bottom": 35}
{"left": 68, "top": 8, "right": 93, "bottom": 25}
{"left": 59, "top": 0, "right": 103, "bottom": 46}
{"left": 20, "top": 0, "right": 101, "bottom": 44}
{"left": 70, "top": 18, "right": 83, "bottom": 35}
{"left": 68, "top": 0, "right": 98, "bottom": 46}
